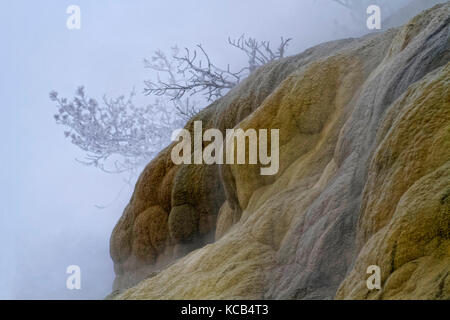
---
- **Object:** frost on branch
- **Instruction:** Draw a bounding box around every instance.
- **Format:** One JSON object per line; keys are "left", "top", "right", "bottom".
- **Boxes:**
{"left": 227, "top": 35, "right": 292, "bottom": 72}
{"left": 51, "top": 36, "right": 292, "bottom": 173}
{"left": 143, "top": 35, "right": 292, "bottom": 103}
{"left": 143, "top": 46, "right": 241, "bottom": 103}
{"left": 50, "top": 87, "right": 183, "bottom": 173}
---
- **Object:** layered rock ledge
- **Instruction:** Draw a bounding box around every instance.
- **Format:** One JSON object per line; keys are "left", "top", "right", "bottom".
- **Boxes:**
{"left": 110, "top": 3, "right": 450, "bottom": 299}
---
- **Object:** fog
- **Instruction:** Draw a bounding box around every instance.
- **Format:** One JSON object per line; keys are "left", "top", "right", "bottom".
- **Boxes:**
{"left": 0, "top": 0, "right": 439, "bottom": 299}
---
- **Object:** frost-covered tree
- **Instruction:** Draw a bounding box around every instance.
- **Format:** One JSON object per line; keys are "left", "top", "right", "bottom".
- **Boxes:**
{"left": 51, "top": 36, "right": 291, "bottom": 173}
{"left": 143, "top": 35, "right": 292, "bottom": 104}
{"left": 50, "top": 87, "right": 184, "bottom": 173}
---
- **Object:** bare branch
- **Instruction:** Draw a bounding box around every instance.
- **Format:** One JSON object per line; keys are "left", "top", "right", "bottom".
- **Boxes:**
{"left": 144, "top": 35, "right": 292, "bottom": 102}
{"left": 144, "top": 45, "right": 244, "bottom": 102}
{"left": 227, "top": 35, "right": 292, "bottom": 72}
{"left": 50, "top": 87, "right": 184, "bottom": 173}
{"left": 51, "top": 35, "right": 293, "bottom": 174}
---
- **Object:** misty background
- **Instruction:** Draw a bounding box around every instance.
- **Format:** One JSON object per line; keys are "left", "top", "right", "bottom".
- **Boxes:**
{"left": 0, "top": 0, "right": 440, "bottom": 299}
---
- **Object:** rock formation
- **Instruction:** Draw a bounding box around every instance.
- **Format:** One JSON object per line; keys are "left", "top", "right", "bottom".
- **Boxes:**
{"left": 110, "top": 3, "right": 450, "bottom": 299}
